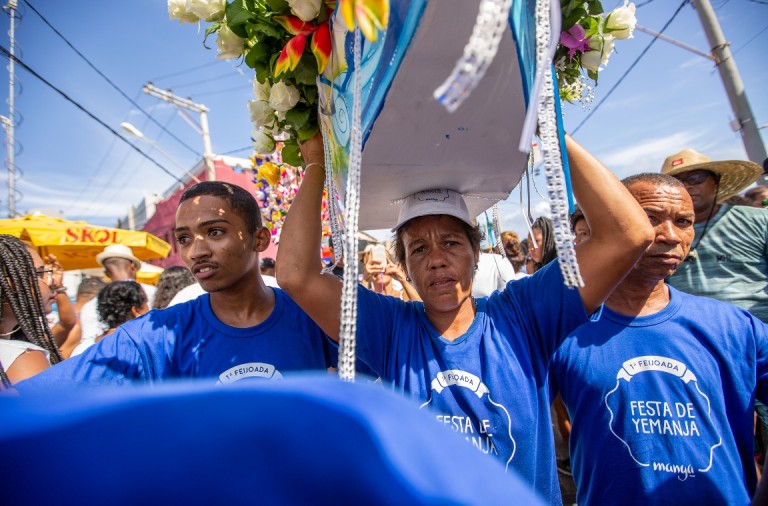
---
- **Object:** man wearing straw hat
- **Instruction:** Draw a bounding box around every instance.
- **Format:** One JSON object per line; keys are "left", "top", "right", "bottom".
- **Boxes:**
{"left": 72, "top": 244, "right": 157, "bottom": 356}
{"left": 660, "top": 148, "right": 766, "bottom": 321}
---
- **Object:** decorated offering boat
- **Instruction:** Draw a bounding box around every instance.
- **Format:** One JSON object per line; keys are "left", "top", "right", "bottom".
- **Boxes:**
{"left": 170, "top": 0, "right": 637, "bottom": 378}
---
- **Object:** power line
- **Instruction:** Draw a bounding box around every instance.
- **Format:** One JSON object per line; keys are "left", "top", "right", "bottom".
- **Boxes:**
{"left": 572, "top": 0, "right": 689, "bottom": 135}
{"left": 220, "top": 145, "right": 252, "bottom": 156}
{"left": 732, "top": 24, "right": 768, "bottom": 55}
{"left": 150, "top": 60, "right": 221, "bottom": 82}
{"left": 21, "top": 0, "right": 201, "bottom": 157}
{"left": 67, "top": 98, "right": 177, "bottom": 216}
{"left": 168, "top": 72, "right": 240, "bottom": 90}
{"left": 195, "top": 84, "right": 251, "bottom": 97}
{"left": 0, "top": 45, "right": 186, "bottom": 185}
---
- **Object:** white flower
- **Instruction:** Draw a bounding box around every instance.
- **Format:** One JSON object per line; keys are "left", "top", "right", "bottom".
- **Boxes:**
{"left": 559, "top": 79, "right": 584, "bottom": 102}
{"left": 186, "top": 0, "right": 226, "bottom": 22}
{"left": 216, "top": 24, "right": 246, "bottom": 60}
{"left": 581, "top": 35, "right": 615, "bottom": 72}
{"left": 286, "top": 0, "right": 323, "bottom": 22}
{"left": 248, "top": 100, "right": 276, "bottom": 128}
{"left": 604, "top": 1, "right": 636, "bottom": 40}
{"left": 252, "top": 129, "right": 276, "bottom": 154}
{"left": 253, "top": 79, "right": 271, "bottom": 101}
{"left": 168, "top": 0, "right": 199, "bottom": 23}
{"left": 269, "top": 81, "right": 301, "bottom": 112}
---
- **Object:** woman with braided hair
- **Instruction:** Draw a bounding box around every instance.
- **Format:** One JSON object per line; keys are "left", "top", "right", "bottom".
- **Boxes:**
{"left": 0, "top": 234, "right": 63, "bottom": 388}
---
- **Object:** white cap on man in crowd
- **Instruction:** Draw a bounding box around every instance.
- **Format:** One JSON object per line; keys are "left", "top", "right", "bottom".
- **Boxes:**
{"left": 392, "top": 189, "right": 473, "bottom": 232}
{"left": 96, "top": 244, "right": 142, "bottom": 269}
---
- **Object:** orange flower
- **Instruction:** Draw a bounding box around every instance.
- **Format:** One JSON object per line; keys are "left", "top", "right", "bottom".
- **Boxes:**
{"left": 274, "top": 15, "right": 311, "bottom": 35}
{"left": 311, "top": 22, "right": 332, "bottom": 73}
{"left": 274, "top": 33, "right": 308, "bottom": 77}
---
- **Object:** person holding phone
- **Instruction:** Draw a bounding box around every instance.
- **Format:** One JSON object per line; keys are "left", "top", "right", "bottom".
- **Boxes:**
{"left": 361, "top": 244, "right": 419, "bottom": 302}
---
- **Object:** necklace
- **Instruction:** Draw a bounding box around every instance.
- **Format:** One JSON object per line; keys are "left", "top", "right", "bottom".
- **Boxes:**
{"left": 687, "top": 203, "right": 719, "bottom": 262}
{"left": 687, "top": 181, "right": 721, "bottom": 263}
{"left": 0, "top": 326, "right": 20, "bottom": 338}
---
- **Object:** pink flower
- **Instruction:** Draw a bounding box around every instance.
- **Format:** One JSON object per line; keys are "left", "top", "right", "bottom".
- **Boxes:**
{"left": 560, "top": 24, "right": 591, "bottom": 59}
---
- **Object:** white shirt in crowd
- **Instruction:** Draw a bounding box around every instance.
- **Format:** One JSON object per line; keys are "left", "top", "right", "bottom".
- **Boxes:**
{"left": 471, "top": 253, "right": 520, "bottom": 298}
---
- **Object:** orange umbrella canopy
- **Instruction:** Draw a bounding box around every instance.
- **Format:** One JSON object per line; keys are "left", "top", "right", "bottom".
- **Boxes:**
{"left": 0, "top": 214, "right": 172, "bottom": 270}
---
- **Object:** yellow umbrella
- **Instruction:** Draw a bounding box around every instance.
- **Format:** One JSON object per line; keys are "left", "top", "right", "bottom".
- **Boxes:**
{"left": 0, "top": 214, "right": 172, "bottom": 270}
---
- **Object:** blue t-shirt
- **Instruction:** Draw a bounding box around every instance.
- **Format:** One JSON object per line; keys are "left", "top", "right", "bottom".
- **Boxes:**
{"left": 551, "top": 285, "right": 768, "bottom": 505}
{"left": 17, "top": 288, "right": 332, "bottom": 390}
{"left": 355, "top": 261, "right": 587, "bottom": 503}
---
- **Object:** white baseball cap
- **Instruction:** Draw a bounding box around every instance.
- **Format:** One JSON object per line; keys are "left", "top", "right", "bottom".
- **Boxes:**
{"left": 391, "top": 189, "right": 473, "bottom": 232}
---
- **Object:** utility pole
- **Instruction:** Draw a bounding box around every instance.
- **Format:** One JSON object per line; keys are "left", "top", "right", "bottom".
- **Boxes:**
{"left": 4, "top": 0, "right": 18, "bottom": 217}
{"left": 142, "top": 83, "right": 215, "bottom": 181}
{"left": 691, "top": 0, "right": 767, "bottom": 181}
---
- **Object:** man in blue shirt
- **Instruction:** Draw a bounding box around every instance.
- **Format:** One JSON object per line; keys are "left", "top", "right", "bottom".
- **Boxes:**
{"left": 552, "top": 173, "right": 768, "bottom": 504}
{"left": 17, "top": 181, "right": 331, "bottom": 389}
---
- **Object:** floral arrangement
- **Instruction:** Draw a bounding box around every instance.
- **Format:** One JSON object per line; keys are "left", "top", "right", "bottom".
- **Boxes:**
{"left": 169, "top": 0, "right": 388, "bottom": 167}
{"left": 252, "top": 153, "right": 333, "bottom": 241}
{"left": 252, "top": 152, "right": 301, "bottom": 240}
{"left": 554, "top": 0, "right": 637, "bottom": 103}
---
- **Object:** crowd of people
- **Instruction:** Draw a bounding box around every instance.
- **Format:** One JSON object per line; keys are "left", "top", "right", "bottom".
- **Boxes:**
{"left": 2, "top": 134, "right": 768, "bottom": 505}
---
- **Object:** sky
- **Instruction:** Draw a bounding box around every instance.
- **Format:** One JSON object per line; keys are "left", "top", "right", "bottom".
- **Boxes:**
{"left": 0, "top": 0, "right": 766, "bottom": 245}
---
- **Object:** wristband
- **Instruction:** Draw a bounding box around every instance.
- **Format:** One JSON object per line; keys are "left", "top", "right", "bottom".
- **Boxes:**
{"left": 304, "top": 162, "right": 325, "bottom": 171}
{"left": 55, "top": 287, "right": 68, "bottom": 294}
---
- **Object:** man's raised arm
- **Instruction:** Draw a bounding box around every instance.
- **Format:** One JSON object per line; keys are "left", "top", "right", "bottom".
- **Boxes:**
{"left": 567, "top": 134, "right": 653, "bottom": 313}
{"left": 276, "top": 133, "right": 343, "bottom": 341}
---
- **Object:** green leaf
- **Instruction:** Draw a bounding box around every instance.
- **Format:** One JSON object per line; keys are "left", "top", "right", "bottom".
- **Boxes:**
{"left": 245, "top": 42, "right": 270, "bottom": 67}
{"left": 281, "top": 141, "right": 303, "bottom": 166}
{"left": 202, "top": 22, "right": 222, "bottom": 50}
{"left": 285, "top": 107, "right": 311, "bottom": 130}
{"left": 584, "top": 16, "right": 600, "bottom": 36}
{"left": 264, "top": 0, "right": 290, "bottom": 12}
{"left": 254, "top": 21, "right": 283, "bottom": 40}
{"left": 254, "top": 62, "right": 270, "bottom": 83}
{"left": 297, "top": 122, "right": 319, "bottom": 142}
{"left": 563, "top": 7, "right": 587, "bottom": 29}
{"left": 226, "top": 1, "right": 255, "bottom": 39}
{"left": 293, "top": 55, "right": 319, "bottom": 86}
{"left": 315, "top": 3, "right": 331, "bottom": 24}
{"left": 588, "top": 0, "right": 604, "bottom": 15}
{"left": 301, "top": 84, "right": 318, "bottom": 105}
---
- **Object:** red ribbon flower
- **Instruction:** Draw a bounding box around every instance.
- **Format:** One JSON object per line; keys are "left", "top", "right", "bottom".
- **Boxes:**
{"left": 274, "top": 15, "right": 332, "bottom": 77}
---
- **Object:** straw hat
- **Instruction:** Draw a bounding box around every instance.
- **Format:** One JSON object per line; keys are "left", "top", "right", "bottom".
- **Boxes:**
{"left": 96, "top": 244, "right": 142, "bottom": 269}
{"left": 660, "top": 148, "right": 763, "bottom": 203}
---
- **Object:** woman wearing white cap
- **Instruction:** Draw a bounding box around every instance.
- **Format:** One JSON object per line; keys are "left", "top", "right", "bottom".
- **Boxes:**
{"left": 278, "top": 133, "right": 653, "bottom": 502}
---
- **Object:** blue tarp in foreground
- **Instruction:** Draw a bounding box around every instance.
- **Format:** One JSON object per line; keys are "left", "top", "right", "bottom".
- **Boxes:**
{"left": 0, "top": 375, "right": 544, "bottom": 505}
